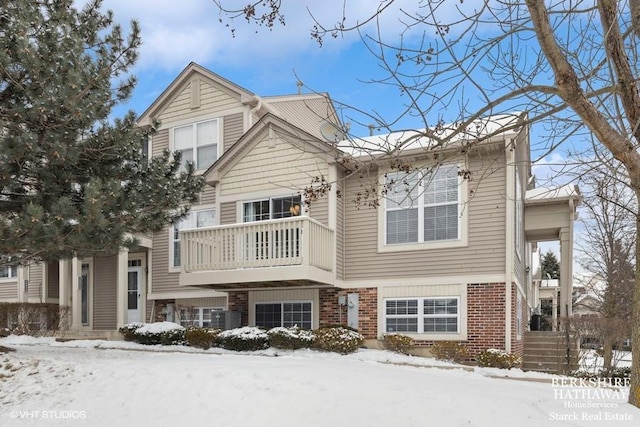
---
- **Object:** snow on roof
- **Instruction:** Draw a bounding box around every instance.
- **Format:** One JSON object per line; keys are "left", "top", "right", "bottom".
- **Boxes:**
{"left": 336, "top": 113, "right": 525, "bottom": 157}
{"left": 526, "top": 184, "right": 581, "bottom": 203}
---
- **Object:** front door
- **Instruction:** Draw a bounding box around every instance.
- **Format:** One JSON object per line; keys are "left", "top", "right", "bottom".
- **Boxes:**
{"left": 127, "top": 260, "right": 142, "bottom": 323}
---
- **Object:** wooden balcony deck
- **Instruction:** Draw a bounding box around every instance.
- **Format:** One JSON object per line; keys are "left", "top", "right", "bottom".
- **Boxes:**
{"left": 179, "top": 217, "right": 334, "bottom": 288}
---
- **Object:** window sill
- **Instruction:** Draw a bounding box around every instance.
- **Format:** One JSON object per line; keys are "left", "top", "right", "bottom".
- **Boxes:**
{"left": 387, "top": 332, "right": 467, "bottom": 341}
{"left": 378, "top": 237, "right": 468, "bottom": 253}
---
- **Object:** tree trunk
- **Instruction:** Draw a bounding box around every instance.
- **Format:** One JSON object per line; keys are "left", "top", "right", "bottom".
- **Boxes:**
{"left": 602, "top": 336, "right": 613, "bottom": 372}
{"left": 630, "top": 205, "right": 640, "bottom": 406}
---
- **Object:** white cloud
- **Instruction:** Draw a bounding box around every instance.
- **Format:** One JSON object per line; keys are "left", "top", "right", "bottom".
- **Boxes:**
{"left": 90, "top": 0, "right": 489, "bottom": 74}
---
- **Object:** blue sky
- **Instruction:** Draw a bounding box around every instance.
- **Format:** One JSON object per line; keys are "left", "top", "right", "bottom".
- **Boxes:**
{"left": 95, "top": 0, "right": 569, "bottom": 259}
{"left": 99, "top": 0, "right": 419, "bottom": 133}
{"left": 98, "top": 0, "right": 571, "bottom": 178}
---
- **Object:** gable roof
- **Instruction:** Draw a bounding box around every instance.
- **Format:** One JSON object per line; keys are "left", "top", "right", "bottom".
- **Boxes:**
{"left": 263, "top": 93, "right": 342, "bottom": 141}
{"left": 136, "top": 62, "right": 256, "bottom": 127}
{"left": 204, "top": 113, "right": 340, "bottom": 185}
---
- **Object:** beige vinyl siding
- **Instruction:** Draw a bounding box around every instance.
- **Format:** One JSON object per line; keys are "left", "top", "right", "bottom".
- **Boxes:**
{"left": 306, "top": 196, "right": 328, "bottom": 226}
{"left": 343, "top": 154, "right": 507, "bottom": 280}
{"left": 28, "top": 263, "right": 43, "bottom": 300}
{"left": 220, "top": 131, "right": 329, "bottom": 223}
{"left": 199, "top": 184, "right": 216, "bottom": 206}
{"left": 151, "top": 226, "right": 181, "bottom": 294}
{"left": 220, "top": 201, "right": 237, "bottom": 225}
{"left": 176, "top": 297, "right": 226, "bottom": 308}
{"left": 146, "top": 299, "right": 154, "bottom": 322}
{"left": 382, "top": 284, "right": 466, "bottom": 298}
{"left": 158, "top": 79, "right": 244, "bottom": 126}
{"left": 513, "top": 129, "right": 529, "bottom": 287}
{"left": 223, "top": 112, "right": 244, "bottom": 152}
{"left": 152, "top": 129, "right": 169, "bottom": 156}
{"left": 248, "top": 288, "right": 319, "bottom": 328}
{"left": 47, "top": 262, "right": 59, "bottom": 299}
{"left": 93, "top": 255, "right": 117, "bottom": 330}
{"left": 0, "top": 280, "right": 18, "bottom": 300}
{"left": 335, "top": 173, "right": 345, "bottom": 280}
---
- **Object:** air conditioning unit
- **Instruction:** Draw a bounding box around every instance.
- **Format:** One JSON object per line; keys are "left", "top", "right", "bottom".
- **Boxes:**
{"left": 210, "top": 311, "right": 241, "bottom": 330}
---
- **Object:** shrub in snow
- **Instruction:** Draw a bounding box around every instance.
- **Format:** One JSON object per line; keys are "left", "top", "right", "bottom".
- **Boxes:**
{"left": 381, "top": 334, "right": 414, "bottom": 355}
{"left": 312, "top": 326, "right": 363, "bottom": 354}
{"left": 0, "top": 327, "right": 10, "bottom": 338}
{"left": 118, "top": 322, "right": 144, "bottom": 341}
{"left": 217, "top": 327, "right": 269, "bottom": 351}
{"left": 133, "top": 322, "right": 186, "bottom": 346}
{"left": 185, "top": 327, "right": 220, "bottom": 349}
{"left": 476, "top": 348, "right": 521, "bottom": 369}
{"left": 430, "top": 341, "right": 470, "bottom": 363}
{"left": 267, "top": 326, "right": 314, "bottom": 350}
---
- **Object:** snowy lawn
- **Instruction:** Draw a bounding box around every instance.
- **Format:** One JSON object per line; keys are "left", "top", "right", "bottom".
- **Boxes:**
{"left": 1, "top": 336, "right": 638, "bottom": 427}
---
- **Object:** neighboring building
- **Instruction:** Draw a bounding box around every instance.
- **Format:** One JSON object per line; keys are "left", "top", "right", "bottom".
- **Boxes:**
{"left": 0, "top": 63, "right": 581, "bottom": 355}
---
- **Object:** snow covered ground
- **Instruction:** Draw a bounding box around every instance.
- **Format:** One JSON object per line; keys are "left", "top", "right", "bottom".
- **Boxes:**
{"left": 1, "top": 336, "right": 638, "bottom": 427}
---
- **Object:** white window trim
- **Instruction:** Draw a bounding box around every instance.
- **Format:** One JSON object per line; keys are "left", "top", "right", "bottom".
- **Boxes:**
{"left": 169, "top": 205, "right": 217, "bottom": 272}
{"left": 170, "top": 118, "right": 221, "bottom": 171}
{"left": 383, "top": 296, "right": 465, "bottom": 340}
{"left": 253, "top": 300, "right": 313, "bottom": 329}
{"left": 377, "top": 164, "right": 469, "bottom": 253}
{"left": 0, "top": 265, "right": 17, "bottom": 281}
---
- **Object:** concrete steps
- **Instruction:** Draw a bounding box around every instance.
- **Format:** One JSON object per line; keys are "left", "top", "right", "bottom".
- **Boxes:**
{"left": 522, "top": 331, "right": 579, "bottom": 374}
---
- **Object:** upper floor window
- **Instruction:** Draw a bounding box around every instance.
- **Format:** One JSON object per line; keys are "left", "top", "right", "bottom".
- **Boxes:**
{"left": 385, "top": 165, "right": 460, "bottom": 245}
{"left": 0, "top": 265, "right": 16, "bottom": 279}
{"left": 172, "top": 209, "right": 216, "bottom": 268}
{"left": 173, "top": 119, "right": 219, "bottom": 171}
{"left": 243, "top": 195, "right": 302, "bottom": 222}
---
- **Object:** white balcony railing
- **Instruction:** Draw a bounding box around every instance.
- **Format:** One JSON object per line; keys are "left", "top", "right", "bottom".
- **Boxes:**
{"left": 180, "top": 216, "right": 334, "bottom": 274}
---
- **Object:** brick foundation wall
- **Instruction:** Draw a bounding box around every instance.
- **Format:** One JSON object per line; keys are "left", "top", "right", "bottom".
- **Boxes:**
{"left": 152, "top": 299, "right": 176, "bottom": 322}
{"left": 318, "top": 288, "right": 377, "bottom": 339}
{"left": 466, "top": 283, "right": 506, "bottom": 356}
{"left": 227, "top": 291, "right": 248, "bottom": 326}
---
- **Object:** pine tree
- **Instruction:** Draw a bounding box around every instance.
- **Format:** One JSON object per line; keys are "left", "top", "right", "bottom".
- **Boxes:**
{"left": 540, "top": 249, "right": 560, "bottom": 280}
{"left": 0, "top": 0, "right": 204, "bottom": 265}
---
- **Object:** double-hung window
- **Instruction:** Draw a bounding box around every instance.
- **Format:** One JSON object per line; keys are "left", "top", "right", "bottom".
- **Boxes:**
{"left": 173, "top": 119, "right": 219, "bottom": 171}
{"left": 385, "top": 297, "right": 459, "bottom": 334}
{"left": 0, "top": 265, "right": 15, "bottom": 279}
{"left": 255, "top": 302, "right": 312, "bottom": 329}
{"left": 172, "top": 209, "right": 216, "bottom": 268}
{"left": 385, "top": 165, "right": 460, "bottom": 245}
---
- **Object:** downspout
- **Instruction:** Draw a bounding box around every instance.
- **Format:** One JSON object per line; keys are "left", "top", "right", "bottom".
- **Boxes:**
{"left": 504, "top": 139, "right": 515, "bottom": 353}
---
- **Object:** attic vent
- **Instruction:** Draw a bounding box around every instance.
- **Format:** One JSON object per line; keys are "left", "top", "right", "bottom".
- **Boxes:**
{"left": 190, "top": 78, "right": 201, "bottom": 109}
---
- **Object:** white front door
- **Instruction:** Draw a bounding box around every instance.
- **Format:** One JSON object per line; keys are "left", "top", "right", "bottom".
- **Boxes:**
{"left": 127, "top": 261, "right": 142, "bottom": 323}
